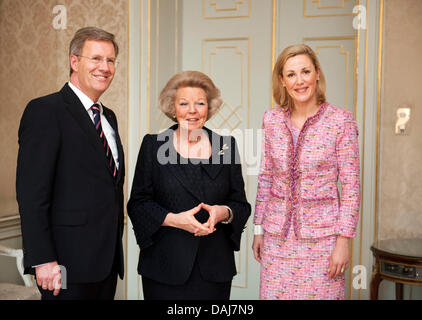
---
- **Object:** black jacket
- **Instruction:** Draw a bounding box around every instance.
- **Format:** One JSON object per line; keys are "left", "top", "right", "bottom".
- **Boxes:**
{"left": 16, "top": 83, "right": 125, "bottom": 283}
{"left": 127, "top": 125, "right": 251, "bottom": 285}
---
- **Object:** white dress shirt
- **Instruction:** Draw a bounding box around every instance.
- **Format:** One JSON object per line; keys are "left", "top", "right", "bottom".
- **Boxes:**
{"left": 68, "top": 81, "right": 119, "bottom": 169}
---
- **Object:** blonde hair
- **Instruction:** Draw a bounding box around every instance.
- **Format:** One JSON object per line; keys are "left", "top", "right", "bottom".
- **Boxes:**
{"left": 272, "top": 44, "right": 326, "bottom": 111}
{"left": 158, "top": 71, "right": 223, "bottom": 122}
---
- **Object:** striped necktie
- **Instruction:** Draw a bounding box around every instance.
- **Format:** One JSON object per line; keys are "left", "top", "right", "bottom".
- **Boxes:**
{"left": 91, "top": 104, "right": 118, "bottom": 179}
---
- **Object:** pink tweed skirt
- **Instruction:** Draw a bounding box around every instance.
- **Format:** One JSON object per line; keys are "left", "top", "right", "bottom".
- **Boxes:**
{"left": 260, "top": 225, "right": 345, "bottom": 300}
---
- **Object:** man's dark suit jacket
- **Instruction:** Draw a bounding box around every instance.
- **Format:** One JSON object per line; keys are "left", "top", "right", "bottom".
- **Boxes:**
{"left": 127, "top": 125, "right": 251, "bottom": 285}
{"left": 16, "top": 83, "right": 125, "bottom": 283}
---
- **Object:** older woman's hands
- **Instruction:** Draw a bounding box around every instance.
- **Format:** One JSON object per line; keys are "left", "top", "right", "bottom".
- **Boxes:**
{"left": 163, "top": 203, "right": 214, "bottom": 236}
{"left": 329, "top": 236, "right": 351, "bottom": 279}
{"left": 163, "top": 203, "right": 230, "bottom": 237}
{"left": 200, "top": 203, "right": 230, "bottom": 235}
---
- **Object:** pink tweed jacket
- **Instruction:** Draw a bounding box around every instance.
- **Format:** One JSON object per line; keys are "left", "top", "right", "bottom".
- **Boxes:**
{"left": 254, "top": 102, "right": 360, "bottom": 239}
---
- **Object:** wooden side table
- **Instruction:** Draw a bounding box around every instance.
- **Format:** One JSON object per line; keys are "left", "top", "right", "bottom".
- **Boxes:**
{"left": 370, "top": 238, "right": 422, "bottom": 300}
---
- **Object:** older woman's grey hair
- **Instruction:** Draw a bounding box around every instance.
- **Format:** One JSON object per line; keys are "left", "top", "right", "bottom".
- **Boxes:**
{"left": 158, "top": 71, "right": 223, "bottom": 122}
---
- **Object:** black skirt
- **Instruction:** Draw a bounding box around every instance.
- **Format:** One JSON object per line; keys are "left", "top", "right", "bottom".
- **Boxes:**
{"left": 141, "top": 254, "right": 232, "bottom": 300}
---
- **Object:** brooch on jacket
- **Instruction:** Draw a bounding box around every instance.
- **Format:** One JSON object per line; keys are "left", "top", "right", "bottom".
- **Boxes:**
{"left": 218, "top": 143, "right": 229, "bottom": 155}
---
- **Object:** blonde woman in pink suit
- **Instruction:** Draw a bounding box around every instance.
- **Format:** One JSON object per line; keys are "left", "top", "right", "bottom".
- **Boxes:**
{"left": 252, "top": 44, "right": 360, "bottom": 300}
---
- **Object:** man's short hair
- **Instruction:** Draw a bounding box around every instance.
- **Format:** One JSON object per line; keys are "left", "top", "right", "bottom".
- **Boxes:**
{"left": 69, "top": 27, "right": 119, "bottom": 76}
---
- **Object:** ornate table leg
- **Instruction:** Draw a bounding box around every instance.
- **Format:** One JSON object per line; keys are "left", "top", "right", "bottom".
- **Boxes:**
{"left": 395, "top": 283, "right": 404, "bottom": 300}
{"left": 370, "top": 270, "right": 382, "bottom": 300}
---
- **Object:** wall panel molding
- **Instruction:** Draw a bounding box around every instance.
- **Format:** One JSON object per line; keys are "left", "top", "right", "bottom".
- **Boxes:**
{"left": 202, "top": 38, "right": 250, "bottom": 133}
{"left": 303, "top": 36, "right": 357, "bottom": 116}
{"left": 203, "top": 0, "right": 251, "bottom": 19}
{"left": 202, "top": 37, "right": 250, "bottom": 288}
{"left": 304, "top": 0, "right": 359, "bottom": 17}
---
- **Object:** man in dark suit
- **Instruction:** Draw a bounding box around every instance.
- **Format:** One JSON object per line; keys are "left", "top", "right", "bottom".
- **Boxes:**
{"left": 16, "top": 27, "right": 125, "bottom": 300}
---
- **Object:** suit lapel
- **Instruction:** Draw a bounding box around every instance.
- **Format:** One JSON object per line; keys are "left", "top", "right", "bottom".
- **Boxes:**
{"left": 167, "top": 163, "right": 204, "bottom": 202}
{"left": 163, "top": 126, "right": 224, "bottom": 202}
{"left": 201, "top": 127, "right": 224, "bottom": 180}
{"left": 103, "top": 107, "right": 125, "bottom": 184}
{"left": 60, "top": 84, "right": 118, "bottom": 181}
{"left": 161, "top": 126, "right": 203, "bottom": 201}
{"left": 114, "top": 132, "right": 125, "bottom": 184}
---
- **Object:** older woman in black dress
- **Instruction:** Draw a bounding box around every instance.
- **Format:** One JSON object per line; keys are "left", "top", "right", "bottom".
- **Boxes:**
{"left": 127, "top": 71, "right": 251, "bottom": 300}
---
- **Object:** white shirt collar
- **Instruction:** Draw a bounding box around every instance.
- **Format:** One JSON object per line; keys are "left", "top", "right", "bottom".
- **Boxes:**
{"left": 68, "top": 81, "right": 102, "bottom": 112}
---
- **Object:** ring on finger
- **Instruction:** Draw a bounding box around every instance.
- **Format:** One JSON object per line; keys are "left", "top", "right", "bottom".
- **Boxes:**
{"left": 340, "top": 267, "right": 345, "bottom": 273}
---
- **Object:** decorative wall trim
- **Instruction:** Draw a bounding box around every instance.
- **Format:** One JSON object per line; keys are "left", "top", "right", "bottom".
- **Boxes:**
{"left": 303, "top": 36, "right": 357, "bottom": 117}
{"left": 312, "top": 0, "right": 351, "bottom": 9}
{"left": 304, "top": 0, "right": 359, "bottom": 18}
{"left": 316, "top": 45, "right": 350, "bottom": 110}
{"left": 203, "top": 0, "right": 251, "bottom": 19}
{"left": 374, "top": 0, "right": 384, "bottom": 246}
{"left": 210, "top": 0, "right": 244, "bottom": 11}
{"left": 202, "top": 37, "right": 251, "bottom": 288}
{"left": 357, "top": 0, "right": 369, "bottom": 300}
{"left": 271, "top": 0, "right": 276, "bottom": 109}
